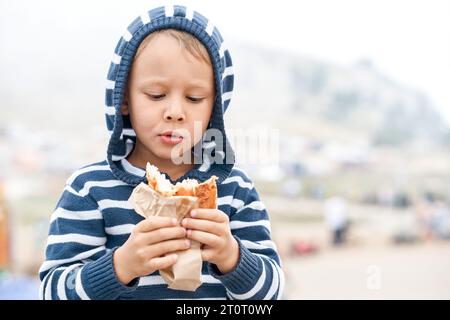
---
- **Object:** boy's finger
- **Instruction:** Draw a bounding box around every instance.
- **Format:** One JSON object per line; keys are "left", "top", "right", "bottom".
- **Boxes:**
{"left": 135, "top": 216, "right": 177, "bottom": 232}
{"left": 142, "top": 226, "right": 186, "bottom": 245}
{"left": 181, "top": 218, "right": 222, "bottom": 236}
{"left": 190, "top": 209, "right": 228, "bottom": 222}
{"left": 201, "top": 248, "right": 214, "bottom": 262}
{"left": 187, "top": 229, "right": 221, "bottom": 248}
{"left": 147, "top": 254, "right": 178, "bottom": 271}
{"left": 149, "top": 238, "right": 191, "bottom": 257}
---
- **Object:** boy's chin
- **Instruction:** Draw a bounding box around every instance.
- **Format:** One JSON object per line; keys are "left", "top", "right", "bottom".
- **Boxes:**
{"left": 154, "top": 149, "right": 193, "bottom": 164}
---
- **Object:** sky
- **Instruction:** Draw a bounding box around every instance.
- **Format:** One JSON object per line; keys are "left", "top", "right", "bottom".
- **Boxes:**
{"left": 1, "top": 0, "right": 449, "bottom": 124}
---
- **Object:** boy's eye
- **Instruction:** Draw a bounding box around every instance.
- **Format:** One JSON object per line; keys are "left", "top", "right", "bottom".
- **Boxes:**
{"left": 187, "top": 96, "right": 204, "bottom": 103}
{"left": 147, "top": 93, "right": 165, "bottom": 100}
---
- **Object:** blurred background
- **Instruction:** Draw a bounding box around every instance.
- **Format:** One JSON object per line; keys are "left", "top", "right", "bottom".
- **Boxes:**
{"left": 1, "top": 0, "right": 449, "bottom": 299}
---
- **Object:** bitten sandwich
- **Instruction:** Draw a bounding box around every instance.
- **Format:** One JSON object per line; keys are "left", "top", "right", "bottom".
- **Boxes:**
{"left": 146, "top": 163, "right": 217, "bottom": 209}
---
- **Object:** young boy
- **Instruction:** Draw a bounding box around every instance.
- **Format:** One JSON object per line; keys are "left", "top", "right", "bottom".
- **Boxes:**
{"left": 39, "top": 5, "right": 284, "bottom": 300}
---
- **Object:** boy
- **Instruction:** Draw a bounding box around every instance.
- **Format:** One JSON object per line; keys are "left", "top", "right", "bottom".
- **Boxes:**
{"left": 39, "top": 5, "right": 284, "bottom": 300}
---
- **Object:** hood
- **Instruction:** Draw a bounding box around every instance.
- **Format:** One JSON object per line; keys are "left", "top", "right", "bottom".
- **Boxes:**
{"left": 104, "top": 5, "right": 235, "bottom": 186}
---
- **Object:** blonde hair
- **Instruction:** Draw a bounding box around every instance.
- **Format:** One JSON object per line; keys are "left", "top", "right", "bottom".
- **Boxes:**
{"left": 134, "top": 29, "right": 211, "bottom": 65}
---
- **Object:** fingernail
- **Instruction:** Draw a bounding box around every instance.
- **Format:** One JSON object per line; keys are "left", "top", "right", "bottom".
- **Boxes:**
{"left": 172, "top": 254, "right": 178, "bottom": 261}
{"left": 187, "top": 229, "right": 192, "bottom": 237}
{"left": 171, "top": 218, "right": 177, "bottom": 225}
{"left": 182, "top": 218, "right": 187, "bottom": 226}
{"left": 191, "top": 210, "right": 197, "bottom": 217}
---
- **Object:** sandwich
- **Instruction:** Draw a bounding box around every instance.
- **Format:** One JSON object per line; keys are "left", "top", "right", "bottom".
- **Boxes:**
{"left": 145, "top": 163, "right": 217, "bottom": 209}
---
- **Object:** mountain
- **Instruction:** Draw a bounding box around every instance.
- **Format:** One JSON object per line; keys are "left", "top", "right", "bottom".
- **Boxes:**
{"left": 228, "top": 42, "right": 449, "bottom": 148}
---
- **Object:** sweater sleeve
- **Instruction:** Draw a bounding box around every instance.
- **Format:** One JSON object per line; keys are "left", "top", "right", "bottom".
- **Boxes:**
{"left": 208, "top": 171, "right": 285, "bottom": 300}
{"left": 38, "top": 182, "right": 138, "bottom": 300}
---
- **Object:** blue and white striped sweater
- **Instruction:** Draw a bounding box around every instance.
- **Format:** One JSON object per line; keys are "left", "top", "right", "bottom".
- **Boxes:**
{"left": 39, "top": 5, "right": 284, "bottom": 300}
{"left": 39, "top": 160, "right": 284, "bottom": 300}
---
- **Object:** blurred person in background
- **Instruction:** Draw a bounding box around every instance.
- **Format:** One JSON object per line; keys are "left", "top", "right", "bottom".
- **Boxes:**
{"left": 416, "top": 194, "right": 450, "bottom": 241}
{"left": 430, "top": 202, "right": 450, "bottom": 240}
{"left": 0, "top": 181, "right": 10, "bottom": 272}
{"left": 324, "top": 196, "right": 349, "bottom": 246}
{"left": 416, "top": 198, "right": 434, "bottom": 241}
{"left": 0, "top": 179, "right": 40, "bottom": 299}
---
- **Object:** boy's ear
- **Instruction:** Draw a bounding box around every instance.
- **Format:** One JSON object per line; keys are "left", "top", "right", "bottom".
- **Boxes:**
{"left": 120, "top": 93, "right": 130, "bottom": 116}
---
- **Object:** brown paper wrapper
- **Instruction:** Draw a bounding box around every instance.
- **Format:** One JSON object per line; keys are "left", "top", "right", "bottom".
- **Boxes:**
{"left": 128, "top": 183, "right": 202, "bottom": 291}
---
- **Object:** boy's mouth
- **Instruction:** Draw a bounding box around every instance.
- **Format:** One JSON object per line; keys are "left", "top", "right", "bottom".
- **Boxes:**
{"left": 159, "top": 130, "right": 184, "bottom": 145}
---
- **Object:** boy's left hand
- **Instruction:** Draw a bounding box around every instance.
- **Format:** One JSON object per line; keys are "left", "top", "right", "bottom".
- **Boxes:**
{"left": 182, "top": 209, "right": 239, "bottom": 274}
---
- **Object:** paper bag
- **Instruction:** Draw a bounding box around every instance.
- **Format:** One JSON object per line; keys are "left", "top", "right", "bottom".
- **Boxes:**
{"left": 129, "top": 182, "right": 202, "bottom": 291}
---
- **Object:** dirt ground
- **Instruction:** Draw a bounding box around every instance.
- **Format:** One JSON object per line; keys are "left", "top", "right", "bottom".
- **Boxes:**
{"left": 273, "top": 222, "right": 450, "bottom": 299}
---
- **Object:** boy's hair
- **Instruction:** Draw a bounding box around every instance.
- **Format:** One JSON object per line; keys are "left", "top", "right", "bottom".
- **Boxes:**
{"left": 134, "top": 29, "right": 211, "bottom": 65}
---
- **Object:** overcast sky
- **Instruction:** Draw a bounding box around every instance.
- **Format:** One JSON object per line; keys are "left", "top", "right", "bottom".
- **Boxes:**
{"left": 2, "top": 0, "right": 449, "bottom": 124}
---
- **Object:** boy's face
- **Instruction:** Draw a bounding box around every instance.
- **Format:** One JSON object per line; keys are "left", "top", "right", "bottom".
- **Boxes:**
{"left": 121, "top": 33, "right": 214, "bottom": 162}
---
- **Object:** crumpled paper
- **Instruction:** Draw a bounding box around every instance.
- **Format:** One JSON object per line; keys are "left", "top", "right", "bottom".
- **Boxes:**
{"left": 129, "top": 182, "right": 202, "bottom": 291}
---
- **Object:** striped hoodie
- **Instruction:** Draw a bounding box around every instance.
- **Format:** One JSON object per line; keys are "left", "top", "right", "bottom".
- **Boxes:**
{"left": 39, "top": 5, "right": 284, "bottom": 300}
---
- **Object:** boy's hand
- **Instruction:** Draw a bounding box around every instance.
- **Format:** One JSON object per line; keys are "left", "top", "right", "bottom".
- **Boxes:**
{"left": 182, "top": 209, "right": 239, "bottom": 274}
{"left": 113, "top": 216, "right": 190, "bottom": 285}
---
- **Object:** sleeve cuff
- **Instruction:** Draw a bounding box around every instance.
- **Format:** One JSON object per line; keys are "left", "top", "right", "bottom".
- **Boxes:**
{"left": 81, "top": 248, "right": 139, "bottom": 300}
{"left": 208, "top": 236, "right": 262, "bottom": 293}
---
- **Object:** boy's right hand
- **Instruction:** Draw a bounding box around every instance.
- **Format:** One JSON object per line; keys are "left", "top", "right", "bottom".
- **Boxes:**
{"left": 113, "top": 216, "right": 190, "bottom": 285}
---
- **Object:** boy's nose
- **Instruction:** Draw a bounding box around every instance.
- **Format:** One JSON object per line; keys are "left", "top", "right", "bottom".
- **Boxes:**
{"left": 163, "top": 97, "right": 186, "bottom": 122}
{"left": 164, "top": 111, "right": 185, "bottom": 122}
